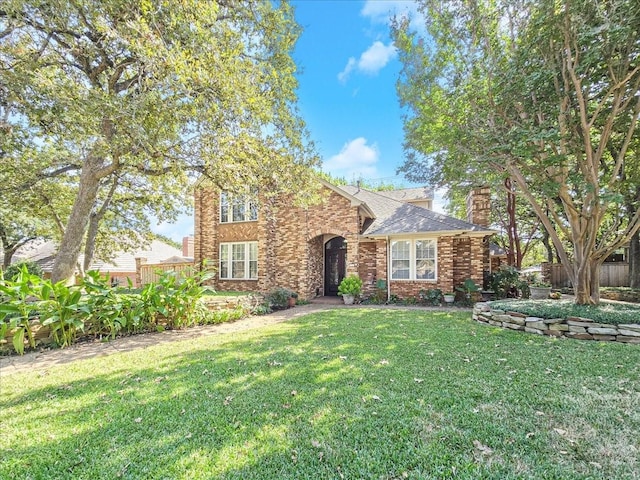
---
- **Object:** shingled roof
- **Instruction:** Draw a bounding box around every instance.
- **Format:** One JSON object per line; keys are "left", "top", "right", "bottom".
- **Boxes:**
{"left": 376, "top": 186, "right": 434, "bottom": 202}
{"left": 339, "top": 185, "right": 494, "bottom": 236}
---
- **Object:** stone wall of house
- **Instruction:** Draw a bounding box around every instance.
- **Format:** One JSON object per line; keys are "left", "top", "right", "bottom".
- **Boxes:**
{"left": 473, "top": 303, "right": 640, "bottom": 343}
{"left": 307, "top": 236, "right": 324, "bottom": 298}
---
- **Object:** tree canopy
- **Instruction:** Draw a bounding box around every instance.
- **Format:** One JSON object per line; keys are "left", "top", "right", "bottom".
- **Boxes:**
{"left": 393, "top": 0, "right": 640, "bottom": 304}
{"left": 1, "top": 0, "right": 318, "bottom": 282}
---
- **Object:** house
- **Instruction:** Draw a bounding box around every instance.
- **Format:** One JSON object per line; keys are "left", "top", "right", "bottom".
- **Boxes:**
{"left": 194, "top": 180, "right": 495, "bottom": 300}
{"left": 13, "top": 239, "right": 189, "bottom": 287}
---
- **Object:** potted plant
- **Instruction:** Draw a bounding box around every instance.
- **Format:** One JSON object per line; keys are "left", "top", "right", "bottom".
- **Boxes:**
{"left": 337, "top": 275, "right": 362, "bottom": 305}
{"left": 443, "top": 292, "right": 455, "bottom": 303}
{"left": 529, "top": 281, "right": 552, "bottom": 300}
{"left": 288, "top": 291, "right": 298, "bottom": 308}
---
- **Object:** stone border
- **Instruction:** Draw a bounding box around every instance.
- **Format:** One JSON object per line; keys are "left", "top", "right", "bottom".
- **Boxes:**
{"left": 473, "top": 303, "right": 640, "bottom": 343}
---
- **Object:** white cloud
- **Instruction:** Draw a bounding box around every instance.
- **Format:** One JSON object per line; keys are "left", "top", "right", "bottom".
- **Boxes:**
{"left": 337, "top": 57, "right": 356, "bottom": 83}
{"left": 358, "top": 41, "right": 397, "bottom": 74}
{"left": 361, "top": 0, "right": 420, "bottom": 23}
{"left": 337, "top": 41, "right": 397, "bottom": 83}
{"left": 323, "top": 138, "right": 379, "bottom": 179}
{"left": 361, "top": 0, "right": 424, "bottom": 33}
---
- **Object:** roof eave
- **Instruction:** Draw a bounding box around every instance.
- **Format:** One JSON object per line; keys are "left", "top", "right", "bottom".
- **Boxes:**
{"left": 318, "top": 179, "right": 376, "bottom": 219}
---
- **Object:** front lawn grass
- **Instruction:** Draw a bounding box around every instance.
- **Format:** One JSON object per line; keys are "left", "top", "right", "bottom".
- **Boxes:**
{"left": 489, "top": 299, "right": 640, "bottom": 324}
{"left": 2, "top": 309, "right": 639, "bottom": 479}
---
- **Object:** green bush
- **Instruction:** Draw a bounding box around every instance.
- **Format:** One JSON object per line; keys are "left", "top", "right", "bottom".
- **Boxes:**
{"left": 488, "top": 266, "right": 529, "bottom": 299}
{"left": 265, "top": 287, "right": 296, "bottom": 310}
{"left": 338, "top": 275, "right": 363, "bottom": 296}
{"left": 419, "top": 288, "right": 443, "bottom": 306}
{"left": 2, "top": 261, "right": 43, "bottom": 281}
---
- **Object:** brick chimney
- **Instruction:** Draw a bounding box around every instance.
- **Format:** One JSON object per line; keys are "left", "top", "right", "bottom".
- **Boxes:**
{"left": 466, "top": 187, "right": 491, "bottom": 227}
{"left": 182, "top": 235, "right": 194, "bottom": 257}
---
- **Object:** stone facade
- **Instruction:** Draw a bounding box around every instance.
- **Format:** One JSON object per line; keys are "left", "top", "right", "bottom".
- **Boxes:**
{"left": 195, "top": 183, "right": 491, "bottom": 300}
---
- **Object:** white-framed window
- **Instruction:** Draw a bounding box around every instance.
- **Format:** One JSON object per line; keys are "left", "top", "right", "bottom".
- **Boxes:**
{"left": 220, "top": 192, "right": 258, "bottom": 223}
{"left": 391, "top": 238, "right": 437, "bottom": 280}
{"left": 220, "top": 242, "right": 258, "bottom": 280}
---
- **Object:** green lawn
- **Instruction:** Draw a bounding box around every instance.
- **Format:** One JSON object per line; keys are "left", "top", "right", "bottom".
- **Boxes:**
{"left": 2, "top": 309, "right": 639, "bottom": 479}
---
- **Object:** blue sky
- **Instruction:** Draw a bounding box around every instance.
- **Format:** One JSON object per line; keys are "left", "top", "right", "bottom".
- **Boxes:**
{"left": 154, "top": 0, "right": 441, "bottom": 243}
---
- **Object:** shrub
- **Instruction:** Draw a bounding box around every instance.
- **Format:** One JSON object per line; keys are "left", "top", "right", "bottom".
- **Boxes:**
{"left": 266, "top": 287, "right": 296, "bottom": 310}
{"left": 488, "top": 266, "right": 529, "bottom": 299}
{"left": 2, "top": 261, "right": 43, "bottom": 281}
{"left": 338, "top": 275, "right": 363, "bottom": 296}
{"left": 419, "top": 288, "right": 443, "bottom": 306}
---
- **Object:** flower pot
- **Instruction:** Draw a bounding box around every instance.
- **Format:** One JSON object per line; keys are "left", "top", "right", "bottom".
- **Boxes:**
{"left": 342, "top": 294, "right": 355, "bottom": 305}
{"left": 288, "top": 297, "right": 296, "bottom": 308}
{"left": 529, "top": 286, "right": 551, "bottom": 300}
{"left": 443, "top": 294, "right": 455, "bottom": 303}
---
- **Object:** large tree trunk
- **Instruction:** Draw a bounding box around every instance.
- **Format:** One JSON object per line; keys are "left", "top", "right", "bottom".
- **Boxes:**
{"left": 630, "top": 229, "right": 640, "bottom": 289}
{"left": 51, "top": 164, "right": 101, "bottom": 283}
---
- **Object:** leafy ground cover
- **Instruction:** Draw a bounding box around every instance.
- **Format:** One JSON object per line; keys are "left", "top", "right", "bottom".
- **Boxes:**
{"left": 488, "top": 299, "right": 640, "bottom": 325}
{"left": 2, "top": 309, "right": 639, "bottom": 479}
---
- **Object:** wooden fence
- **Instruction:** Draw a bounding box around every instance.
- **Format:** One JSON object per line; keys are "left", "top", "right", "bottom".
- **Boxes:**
{"left": 547, "top": 262, "right": 630, "bottom": 288}
{"left": 137, "top": 260, "right": 195, "bottom": 286}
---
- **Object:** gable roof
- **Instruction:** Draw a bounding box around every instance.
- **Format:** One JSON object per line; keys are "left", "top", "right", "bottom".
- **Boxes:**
{"left": 376, "top": 187, "right": 434, "bottom": 202}
{"left": 337, "top": 185, "right": 494, "bottom": 237}
{"left": 14, "top": 239, "right": 187, "bottom": 273}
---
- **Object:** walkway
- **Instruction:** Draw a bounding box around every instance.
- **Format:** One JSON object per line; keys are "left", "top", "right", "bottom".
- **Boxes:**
{"left": 0, "top": 299, "right": 468, "bottom": 377}
{"left": 0, "top": 303, "right": 336, "bottom": 377}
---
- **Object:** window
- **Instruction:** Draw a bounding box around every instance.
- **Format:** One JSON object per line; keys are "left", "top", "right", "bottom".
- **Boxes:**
{"left": 220, "top": 192, "right": 258, "bottom": 223}
{"left": 220, "top": 242, "right": 258, "bottom": 280}
{"left": 391, "top": 239, "right": 437, "bottom": 280}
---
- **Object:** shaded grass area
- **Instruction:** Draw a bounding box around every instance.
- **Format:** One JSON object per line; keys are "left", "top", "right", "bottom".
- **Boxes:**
{"left": 2, "top": 309, "right": 639, "bottom": 479}
{"left": 489, "top": 299, "right": 640, "bottom": 324}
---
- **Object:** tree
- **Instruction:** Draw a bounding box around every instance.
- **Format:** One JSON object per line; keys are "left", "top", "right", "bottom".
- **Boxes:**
{"left": 393, "top": 0, "right": 640, "bottom": 304}
{"left": 1, "top": 0, "right": 318, "bottom": 283}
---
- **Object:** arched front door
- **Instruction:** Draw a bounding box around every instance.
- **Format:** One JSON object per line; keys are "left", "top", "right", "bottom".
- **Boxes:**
{"left": 324, "top": 236, "right": 347, "bottom": 296}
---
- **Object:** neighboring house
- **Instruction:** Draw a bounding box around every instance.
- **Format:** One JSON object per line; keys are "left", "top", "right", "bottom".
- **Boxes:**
{"left": 194, "top": 179, "right": 495, "bottom": 300}
{"left": 13, "top": 239, "right": 189, "bottom": 287}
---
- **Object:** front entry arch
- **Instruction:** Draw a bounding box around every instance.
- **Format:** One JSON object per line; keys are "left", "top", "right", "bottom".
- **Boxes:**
{"left": 324, "top": 236, "right": 346, "bottom": 296}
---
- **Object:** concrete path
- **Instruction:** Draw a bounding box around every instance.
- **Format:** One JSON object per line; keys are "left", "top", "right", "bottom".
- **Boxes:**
{"left": 0, "top": 300, "right": 469, "bottom": 377}
{"left": 0, "top": 303, "right": 335, "bottom": 377}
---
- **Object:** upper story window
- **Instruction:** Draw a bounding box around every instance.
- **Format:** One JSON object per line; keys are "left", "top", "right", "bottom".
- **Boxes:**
{"left": 220, "top": 192, "right": 258, "bottom": 223}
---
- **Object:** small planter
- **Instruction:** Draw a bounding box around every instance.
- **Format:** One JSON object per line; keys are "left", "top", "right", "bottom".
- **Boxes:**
{"left": 443, "top": 294, "right": 455, "bottom": 304}
{"left": 288, "top": 296, "right": 296, "bottom": 308}
{"left": 529, "top": 286, "right": 551, "bottom": 300}
{"left": 342, "top": 294, "right": 355, "bottom": 305}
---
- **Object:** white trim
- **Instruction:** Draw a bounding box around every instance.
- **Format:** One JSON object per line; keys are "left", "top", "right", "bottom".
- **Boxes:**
{"left": 390, "top": 238, "right": 438, "bottom": 281}
{"left": 219, "top": 192, "right": 258, "bottom": 224}
{"left": 219, "top": 241, "right": 258, "bottom": 280}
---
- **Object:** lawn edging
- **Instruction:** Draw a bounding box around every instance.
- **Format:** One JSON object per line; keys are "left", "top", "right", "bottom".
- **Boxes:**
{"left": 473, "top": 303, "right": 640, "bottom": 343}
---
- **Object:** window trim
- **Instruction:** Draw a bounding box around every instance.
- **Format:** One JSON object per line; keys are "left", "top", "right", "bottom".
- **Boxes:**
{"left": 219, "top": 192, "right": 258, "bottom": 223}
{"left": 390, "top": 238, "right": 437, "bottom": 281}
{"left": 219, "top": 241, "right": 258, "bottom": 280}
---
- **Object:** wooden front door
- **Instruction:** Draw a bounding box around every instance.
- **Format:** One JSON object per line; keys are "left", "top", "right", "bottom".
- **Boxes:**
{"left": 324, "top": 236, "right": 347, "bottom": 296}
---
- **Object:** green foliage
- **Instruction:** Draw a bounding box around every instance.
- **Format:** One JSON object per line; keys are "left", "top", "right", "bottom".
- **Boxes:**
{"left": 37, "top": 280, "right": 89, "bottom": 348}
{"left": 265, "top": 287, "right": 296, "bottom": 311}
{"left": 392, "top": 0, "right": 640, "bottom": 305}
{"left": 2, "top": 261, "right": 43, "bottom": 281}
{"left": 489, "top": 300, "right": 640, "bottom": 325}
{"left": 0, "top": 266, "right": 219, "bottom": 354}
{"left": 337, "top": 275, "right": 363, "bottom": 296}
{"left": 1, "top": 0, "right": 320, "bottom": 283}
{"left": 3, "top": 309, "right": 639, "bottom": 478}
{"left": 419, "top": 288, "right": 443, "bottom": 306}
{"left": 0, "top": 265, "right": 42, "bottom": 354}
{"left": 488, "top": 266, "right": 529, "bottom": 300}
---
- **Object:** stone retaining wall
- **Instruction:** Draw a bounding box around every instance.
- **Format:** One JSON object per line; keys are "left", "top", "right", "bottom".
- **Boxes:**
{"left": 201, "top": 294, "right": 263, "bottom": 311}
{"left": 473, "top": 303, "right": 640, "bottom": 344}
